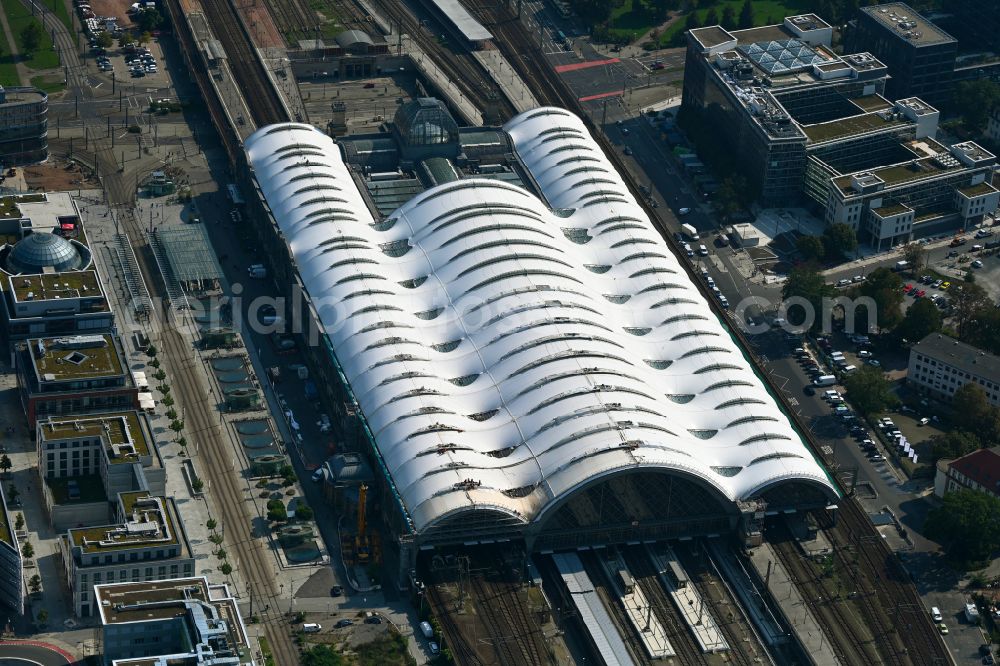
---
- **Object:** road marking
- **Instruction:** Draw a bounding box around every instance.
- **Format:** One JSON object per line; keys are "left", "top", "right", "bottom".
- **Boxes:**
{"left": 555, "top": 57, "right": 620, "bottom": 73}
{"left": 789, "top": 397, "right": 799, "bottom": 406}
{"left": 578, "top": 90, "right": 623, "bottom": 102}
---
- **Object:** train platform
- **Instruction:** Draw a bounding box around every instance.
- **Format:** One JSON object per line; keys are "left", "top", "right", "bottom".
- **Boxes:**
{"left": 648, "top": 546, "right": 729, "bottom": 653}
{"left": 472, "top": 50, "right": 540, "bottom": 114}
{"left": 787, "top": 517, "right": 834, "bottom": 557}
{"left": 553, "top": 552, "right": 637, "bottom": 666}
{"left": 748, "top": 543, "right": 841, "bottom": 666}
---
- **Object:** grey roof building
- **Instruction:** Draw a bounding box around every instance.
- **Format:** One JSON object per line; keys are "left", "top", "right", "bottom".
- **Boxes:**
{"left": 908, "top": 334, "right": 1000, "bottom": 405}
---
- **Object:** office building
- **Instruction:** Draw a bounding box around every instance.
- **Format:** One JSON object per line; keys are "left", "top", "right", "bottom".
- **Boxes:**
{"left": 680, "top": 14, "right": 996, "bottom": 240}
{"left": 0, "top": 485, "right": 21, "bottom": 614}
{"left": 0, "top": 194, "right": 113, "bottom": 340}
{"left": 60, "top": 491, "right": 195, "bottom": 617}
{"left": 37, "top": 410, "right": 166, "bottom": 530}
{"left": 17, "top": 333, "right": 138, "bottom": 425}
{"left": 0, "top": 86, "right": 47, "bottom": 167}
{"left": 845, "top": 3, "right": 957, "bottom": 109}
{"left": 96, "top": 576, "right": 254, "bottom": 665}
{"left": 908, "top": 334, "right": 1000, "bottom": 406}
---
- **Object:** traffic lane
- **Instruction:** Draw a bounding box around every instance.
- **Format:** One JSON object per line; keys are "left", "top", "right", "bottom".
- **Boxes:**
{"left": 822, "top": 243, "right": 960, "bottom": 283}
{"left": 0, "top": 642, "right": 73, "bottom": 665}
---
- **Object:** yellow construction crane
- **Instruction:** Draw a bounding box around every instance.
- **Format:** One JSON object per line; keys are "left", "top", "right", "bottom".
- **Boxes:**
{"left": 355, "top": 484, "right": 371, "bottom": 563}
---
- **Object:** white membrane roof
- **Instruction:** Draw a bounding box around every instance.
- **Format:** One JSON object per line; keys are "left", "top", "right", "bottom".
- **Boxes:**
{"left": 245, "top": 112, "right": 834, "bottom": 534}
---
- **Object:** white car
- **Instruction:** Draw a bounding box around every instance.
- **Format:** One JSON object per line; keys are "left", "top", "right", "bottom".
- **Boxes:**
{"left": 678, "top": 207, "right": 691, "bottom": 215}
{"left": 972, "top": 259, "right": 983, "bottom": 268}
{"left": 706, "top": 277, "right": 715, "bottom": 288}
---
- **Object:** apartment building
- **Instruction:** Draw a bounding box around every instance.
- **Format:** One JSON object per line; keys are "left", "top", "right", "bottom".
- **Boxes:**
{"left": 934, "top": 447, "right": 1000, "bottom": 500}
{"left": 96, "top": 577, "right": 254, "bottom": 666}
{"left": 907, "top": 334, "right": 1000, "bottom": 406}
{"left": 60, "top": 492, "right": 195, "bottom": 617}
{"left": 17, "top": 334, "right": 138, "bottom": 425}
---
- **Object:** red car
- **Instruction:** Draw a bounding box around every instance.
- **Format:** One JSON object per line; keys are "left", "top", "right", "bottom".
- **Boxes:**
{"left": 903, "top": 284, "right": 914, "bottom": 293}
{"left": 915, "top": 289, "right": 926, "bottom": 298}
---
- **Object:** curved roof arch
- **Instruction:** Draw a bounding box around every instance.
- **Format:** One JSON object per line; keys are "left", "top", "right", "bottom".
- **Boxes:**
{"left": 245, "top": 112, "right": 836, "bottom": 536}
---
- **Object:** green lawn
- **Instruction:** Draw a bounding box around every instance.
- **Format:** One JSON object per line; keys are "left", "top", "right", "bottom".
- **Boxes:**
{"left": 659, "top": 0, "right": 814, "bottom": 46}
{"left": 0, "top": 14, "right": 19, "bottom": 85}
{"left": 607, "top": 0, "right": 659, "bottom": 41}
{"left": 2, "top": 0, "right": 60, "bottom": 70}
{"left": 30, "top": 72, "right": 63, "bottom": 92}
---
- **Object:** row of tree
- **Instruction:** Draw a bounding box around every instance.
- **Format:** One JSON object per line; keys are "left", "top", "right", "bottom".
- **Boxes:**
{"left": 795, "top": 223, "right": 859, "bottom": 263}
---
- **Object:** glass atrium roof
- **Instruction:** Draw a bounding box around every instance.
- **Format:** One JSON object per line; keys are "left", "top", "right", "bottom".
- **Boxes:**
{"left": 738, "top": 39, "right": 827, "bottom": 74}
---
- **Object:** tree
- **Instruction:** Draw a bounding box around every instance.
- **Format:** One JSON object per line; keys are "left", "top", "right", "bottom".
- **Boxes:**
{"left": 796, "top": 235, "right": 825, "bottom": 262}
{"left": 149, "top": 357, "right": 160, "bottom": 369}
{"left": 685, "top": 10, "right": 701, "bottom": 31}
{"left": 146, "top": 344, "right": 157, "bottom": 357}
{"left": 153, "top": 369, "right": 167, "bottom": 381}
{"left": 859, "top": 267, "right": 904, "bottom": 332}
{"left": 782, "top": 264, "right": 834, "bottom": 331}
{"left": 206, "top": 518, "right": 217, "bottom": 531}
{"left": 28, "top": 574, "right": 40, "bottom": 594}
{"left": 301, "top": 645, "right": 343, "bottom": 666}
{"left": 0, "top": 455, "right": 11, "bottom": 478}
{"left": 954, "top": 79, "right": 1000, "bottom": 134}
{"left": 14, "top": 513, "right": 23, "bottom": 531}
{"left": 219, "top": 562, "right": 233, "bottom": 576}
{"left": 965, "top": 306, "right": 1000, "bottom": 356}
{"left": 35, "top": 609, "right": 48, "bottom": 626}
{"left": 95, "top": 31, "right": 113, "bottom": 49}
{"left": 20, "top": 22, "right": 42, "bottom": 54}
{"left": 897, "top": 298, "right": 942, "bottom": 342}
{"left": 170, "top": 419, "right": 184, "bottom": 436}
{"left": 161, "top": 394, "right": 174, "bottom": 407}
{"left": 951, "top": 282, "right": 991, "bottom": 339}
{"left": 296, "top": 505, "right": 314, "bottom": 521}
{"left": 720, "top": 5, "right": 736, "bottom": 29}
{"left": 279, "top": 464, "right": 295, "bottom": 480}
{"left": 842, "top": 366, "right": 899, "bottom": 415}
{"left": 21, "top": 541, "right": 33, "bottom": 559}
{"left": 902, "top": 242, "right": 925, "bottom": 272}
{"left": 118, "top": 33, "right": 134, "bottom": 49}
{"left": 191, "top": 477, "right": 204, "bottom": 493}
{"left": 135, "top": 8, "right": 163, "bottom": 33}
{"left": 703, "top": 7, "right": 719, "bottom": 26}
{"left": 139, "top": 31, "right": 152, "bottom": 45}
{"left": 209, "top": 533, "right": 224, "bottom": 545}
{"left": 216, "top": 548, "right": 227, "bottom": 560}
{"left": 738, "top": 0, "right": 754, "bottom": 28}
{"left": 715, "top": 174, "right": 749, "bottom": 221}
{"left": 166, "top": 408, "right": 178, "bottom": 420}
{"left": 929, "top": 431, "right": 981, "bottom": 462}
{"left": 822, "top": 223, "right": 858, "bottom": 260}
{"left": 925, "top": 489, "right": 1000, "bottom": 567}
{"left": 953, "top": 383, "right": 1000, "bottom": 443}
{"left": 266, "top": 499, "right": 287, "bottom": 522}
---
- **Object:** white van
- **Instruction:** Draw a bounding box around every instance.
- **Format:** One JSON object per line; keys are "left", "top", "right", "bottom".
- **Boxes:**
{"left": 931, "top": 607, "right": 942, "bottom": 622}
{"left": 302, "top": 623, "right": 322, "bottom": 633}
{"left": 813, "top": 375, "right": 837, "bottom": 387}
{"left": 842, "top": 364, "right": 858, "bottom": 374}
{"left": 419, "top": 621, "right": 434, "bottom": 639}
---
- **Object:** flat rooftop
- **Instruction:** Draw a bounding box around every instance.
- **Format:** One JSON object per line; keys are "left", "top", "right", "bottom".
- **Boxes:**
{"left": 872, "top": 203, "right": 912, "bottom": 216}
{"left": 38, "top": 411, "right": 150, "bottom": 463}
{"left": 860, "top": 3, "right": 956, "bottom": 47}
{"left": 834, "top": 156, "right": 955, "bottom": 194}
{"left": 29, "top": 334, "right": 124, "bottom": 382}
{"left": 8, "top": 269, "right": 106, "bottom": 305}
{"left": 69, "top": 493, "right": 178, "bottom": 554}
{"left": 803, "top": 112, "right": 908, "bottom": 144}
{"left": 17, "top": 193, "right": 80, "bottom": 233}
{"left": 96, "top": 577, "right": 253, "bottom": 665}
{"left": 730, "top": 23, "right": 794, "bottom": 45}
{"left": 689, "top": 25, "right": 735, "bottom": 50}
{"left": 851, "top": 95, "right": 893, "bottom": 113}
{"left": 959, "top": 182, "right": 999, "bottom": 198}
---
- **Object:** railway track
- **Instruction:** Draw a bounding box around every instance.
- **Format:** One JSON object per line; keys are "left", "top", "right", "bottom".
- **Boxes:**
{"left": 376, "top": 0, "right": 515, "bottom": 122}
{"left": 267, "top": 0, "right": 316, "bottom": 44}
{"left": 426, "top": 581, "right": 486, "bottom": 666}
{"left": 195, "top": 0, "right": 289, "bottom": 126}
{"left": 469, "top": 574, "right": 547, "bottom": 665}
{"left": 622, "top": 546, "right": 709, "bottom": 666}
{"left": 767, "top": 522, "right": 880, "bottom": 665}
{"left": 822, "top": 505, "right": 946, "bottom": 665}
{"left": 90, "top": 146, "right": 300, "bottom": 666}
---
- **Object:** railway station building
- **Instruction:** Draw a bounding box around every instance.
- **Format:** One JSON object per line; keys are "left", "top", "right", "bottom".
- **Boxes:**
{"left": 242, "top": 106, "right": 838, "bottom": 585}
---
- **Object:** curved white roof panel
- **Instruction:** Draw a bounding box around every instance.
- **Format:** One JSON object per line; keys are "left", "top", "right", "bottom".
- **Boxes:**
{"left": 245, "top": 114, "right": 835, "bottom": 535}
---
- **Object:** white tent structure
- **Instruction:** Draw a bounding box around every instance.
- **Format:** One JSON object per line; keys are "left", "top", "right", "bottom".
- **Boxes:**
{"left": 245, "top": 109, "right": 836, "bottom": 547}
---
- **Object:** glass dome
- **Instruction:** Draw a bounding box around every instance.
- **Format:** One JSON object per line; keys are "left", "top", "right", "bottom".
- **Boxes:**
{"left": 7, "top": 232, "right": 83, "bottom": 274}
{"left": 393, "top": 98, "right": 459, "bottom": 148}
